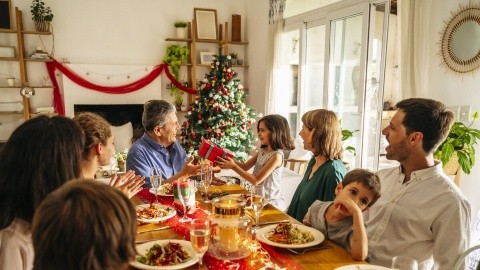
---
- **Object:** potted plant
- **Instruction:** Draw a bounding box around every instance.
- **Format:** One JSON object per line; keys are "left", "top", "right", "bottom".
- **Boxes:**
{"left": 229, "top": 53, "right": 238, "bottom": 65}
{"left": 174, "top": 21, "right": 188, "bottom": 39}
{"left": 30, "top": 0, "right": 53, "bottom": 32}
{"left": 434, "top": 112, "right": 480, "bottom": 175}
{"left": 162, "top": 44, "right": 190, "bottom": 110}
{"left": 113, "top": 148, "right": 129, "bottom": 172}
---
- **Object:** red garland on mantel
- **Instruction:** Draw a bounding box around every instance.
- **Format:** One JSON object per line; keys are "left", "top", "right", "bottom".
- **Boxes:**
{"left": 45, "top": 59, "right": 199, "bottom": 115}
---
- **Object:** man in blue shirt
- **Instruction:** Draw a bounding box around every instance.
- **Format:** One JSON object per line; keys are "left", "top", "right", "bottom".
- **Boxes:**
{"left": 126, "top": 100, "right": 199, "bottom": 187}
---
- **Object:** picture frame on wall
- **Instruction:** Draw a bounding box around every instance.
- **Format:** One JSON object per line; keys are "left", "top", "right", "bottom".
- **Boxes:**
{"left": 200, "top": 52, "right": 216, "bottom": 64}
{"left": 194, "top": 8, "right": 218, "bottom": 40}
{"left": 0, "top": 0, "right": 12, "bottom": 30}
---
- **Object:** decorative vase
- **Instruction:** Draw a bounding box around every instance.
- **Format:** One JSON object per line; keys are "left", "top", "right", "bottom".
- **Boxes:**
{"left": 443, "top": 152, "right": 459, "bottom": 175}
{"left": 176, "top": 27, "right": 187, "bottom": 39}
{"left": 34, "top": 20, "right": 50, "bottom": 32}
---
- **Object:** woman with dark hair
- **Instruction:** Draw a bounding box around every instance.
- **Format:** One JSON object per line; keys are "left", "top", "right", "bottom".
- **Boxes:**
{"left": 32, "top": 180, "right": 137, "bottom": 270}
{"left": 73, "top": 112, "right": 144, "bottom": 198}
{"left": 286, "top": 109, "right": 347, "bottom": 222}
{"left": 0, "top": 115, "right": 84, "bottom": 270}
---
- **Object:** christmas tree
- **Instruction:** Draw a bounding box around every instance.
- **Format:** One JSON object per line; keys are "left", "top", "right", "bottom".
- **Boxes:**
{"left": 180, "top": 54, "right": 257, "bottom": 161}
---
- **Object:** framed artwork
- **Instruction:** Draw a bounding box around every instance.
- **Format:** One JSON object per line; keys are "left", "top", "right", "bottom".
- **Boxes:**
{"left": 194, "top": 8, "right": 218, "bottom": 40}
{"left": 0, "top": 0, "right": 12, "bottom": 29}
{"left": 200, "top": 52, "right": 216, "bottom": 64}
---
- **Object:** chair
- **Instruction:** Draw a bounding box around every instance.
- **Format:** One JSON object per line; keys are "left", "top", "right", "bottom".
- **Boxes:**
{"left": 284, "top": 159, "right": 309, "bottom": 175}
{"left": 454, "top": 244, "right": 480, "bottom": 270}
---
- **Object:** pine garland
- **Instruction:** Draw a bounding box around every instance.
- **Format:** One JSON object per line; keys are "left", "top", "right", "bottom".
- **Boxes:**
{"left": 180, "top": 54, "right": 257, "bottom": 161}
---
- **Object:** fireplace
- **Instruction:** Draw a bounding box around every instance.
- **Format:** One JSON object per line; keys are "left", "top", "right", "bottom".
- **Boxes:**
{"left": 74, "top": 104, "right": 144, "bottom": 141}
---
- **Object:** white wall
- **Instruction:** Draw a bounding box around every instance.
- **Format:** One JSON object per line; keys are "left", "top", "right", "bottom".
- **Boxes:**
{"left": 1, "top": 0, "right": 270, "bottom": 136}
{"left": 427, "top": 0, "right": 480, "bottom": 221}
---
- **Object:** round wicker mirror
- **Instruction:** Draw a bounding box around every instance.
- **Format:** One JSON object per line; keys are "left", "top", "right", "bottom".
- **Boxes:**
{"left": 440, "top": 4, "right": 480, "bottom": 74}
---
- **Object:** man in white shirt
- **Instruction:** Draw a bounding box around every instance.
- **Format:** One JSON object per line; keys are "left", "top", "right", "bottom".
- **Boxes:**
{"left": 365, "top": 98, "right": 471, "bottom": 269}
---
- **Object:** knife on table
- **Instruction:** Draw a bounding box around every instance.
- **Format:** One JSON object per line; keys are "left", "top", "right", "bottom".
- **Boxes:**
{"left": 137, "top": 225, "right": 171, "bottom": 234}
{"left": 258, "top": 219, "right": 290, "bottom": 226}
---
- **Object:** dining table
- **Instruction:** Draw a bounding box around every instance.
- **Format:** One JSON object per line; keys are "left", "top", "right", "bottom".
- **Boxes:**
{"left": 130, "top": 182, "right": 367, "bottom": 270}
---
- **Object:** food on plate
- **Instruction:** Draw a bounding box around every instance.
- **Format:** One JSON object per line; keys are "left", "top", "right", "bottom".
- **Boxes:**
{"left": 206, "top": 190, "right": 229, "bottom": 199}
{"left": 136, "top": 204, "right": 171, "bottom": 220}
{"left": 267, "top": 222, "right": 314, "bottom": 244}
{"left": 159, "top": 183, "right": 174, "bottom": 195}
{"left": 137, "top": 242, "right": 191, "bottom": 266}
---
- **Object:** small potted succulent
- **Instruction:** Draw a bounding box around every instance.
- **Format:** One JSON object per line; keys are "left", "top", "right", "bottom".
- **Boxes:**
{"left": 174, "top": 21, "right": 188, "bottom": 39}
{"left": 229, "top": 53, "right": 238, "bottom": 65}
{"left": 30, "top": 0, "right": 53, "bottom": 32}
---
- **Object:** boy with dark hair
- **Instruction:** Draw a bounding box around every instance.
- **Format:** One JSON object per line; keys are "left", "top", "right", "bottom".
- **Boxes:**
{"left": 303, "top": 168, "right": 381, "bottom": 261}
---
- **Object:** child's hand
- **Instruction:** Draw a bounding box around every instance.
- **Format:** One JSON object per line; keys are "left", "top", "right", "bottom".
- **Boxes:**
{"left": 216, "top": 157, "right": 235, "bottom": 170}
{"left": 334, "top": 196, "right": 362, "bottom": 216}
{"left": 302, "top": 206, "right": 313, "bottom": 226}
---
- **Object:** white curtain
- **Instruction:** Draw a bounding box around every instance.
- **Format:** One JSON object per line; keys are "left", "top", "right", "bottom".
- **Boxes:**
{"left": 397, "top": 0, "right": 432, "bottom": 99}
{"left": 265, "top": 0, "right": 287, "bottom": 114}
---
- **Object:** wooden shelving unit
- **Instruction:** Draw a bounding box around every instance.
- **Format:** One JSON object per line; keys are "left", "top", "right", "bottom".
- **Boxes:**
{"left": 165, "top": 20, "right": 249, "bottom": 104}
{"left": 0, "top": 7, "right": 53, "bottom": 121}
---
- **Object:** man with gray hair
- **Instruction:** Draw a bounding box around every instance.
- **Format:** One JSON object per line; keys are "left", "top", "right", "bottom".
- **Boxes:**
{"left": 126, "top": 100, "right": 199, "bottom": 187}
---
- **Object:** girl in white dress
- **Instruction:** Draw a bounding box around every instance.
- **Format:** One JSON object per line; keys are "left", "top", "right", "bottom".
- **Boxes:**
{"left": 217, "top": 114, "right": 295, "bottom": 210}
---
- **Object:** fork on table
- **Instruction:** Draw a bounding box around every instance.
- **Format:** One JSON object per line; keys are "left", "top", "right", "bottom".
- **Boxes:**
{"left": 287, "top": 244, "right": 332, "bottom": 254}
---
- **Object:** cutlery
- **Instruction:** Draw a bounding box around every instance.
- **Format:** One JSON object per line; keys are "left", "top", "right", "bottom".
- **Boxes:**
{"left": 287, "top": 244, "right": 332, "bottom": 254}
{"left": 137, "top": 225, "right": 171, "bottom": 234}
{"left": 258, "top": 219, "right": 290, "bottom": 226}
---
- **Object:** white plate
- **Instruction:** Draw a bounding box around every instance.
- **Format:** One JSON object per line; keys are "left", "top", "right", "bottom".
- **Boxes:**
{"left": 149, "top": 187, "right": 198, "bottom": 197}
{"left": 257, "top": 224, "right": 325, "bottom": 249}
{"left": 135, "top": 204, "right": 176, "bottom": 223}
{"left": 334, "top": 264, "right": 390, "bottom": 270}
{"left": 131, "top": 239, "right": 198, "bottom": 270}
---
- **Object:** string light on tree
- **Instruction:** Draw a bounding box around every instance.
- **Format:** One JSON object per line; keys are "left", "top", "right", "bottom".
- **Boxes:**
{"left": 180, "top": 54, "right": 256, "bottom": 161}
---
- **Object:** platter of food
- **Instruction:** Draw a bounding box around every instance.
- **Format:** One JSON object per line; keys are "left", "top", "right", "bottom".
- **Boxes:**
{"left": 135, "top": 204, "right": 176, "bottom": 223}
{"left": 149, "top": 183, "right": 197, "bottom": 197}
{"left": 131, "top": 240, "right": 198, "bottom": 270}
{"left": 334, "top": 265, "right": 390, "bottom": 270}
{"left": 256, "top": 222, "right": 324, "bottom": 249}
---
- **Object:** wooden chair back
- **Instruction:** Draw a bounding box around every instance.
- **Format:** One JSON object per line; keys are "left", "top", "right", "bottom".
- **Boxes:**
{"left": 284, "top": 159, "right": 309, "bottom": 175}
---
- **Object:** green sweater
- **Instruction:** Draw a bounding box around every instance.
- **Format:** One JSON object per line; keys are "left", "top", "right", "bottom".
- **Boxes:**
{"left": 286, "top": 158, "right": 347, "bottom": 222}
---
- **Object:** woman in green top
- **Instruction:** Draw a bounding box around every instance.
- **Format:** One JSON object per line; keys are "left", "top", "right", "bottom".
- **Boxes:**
{"left": 287, "top": 109, "right": 347, "bottom": 222}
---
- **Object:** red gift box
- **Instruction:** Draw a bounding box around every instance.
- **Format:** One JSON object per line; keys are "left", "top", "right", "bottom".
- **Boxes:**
{"left": 198, "top": 141, "right": 234, "bottom": 164}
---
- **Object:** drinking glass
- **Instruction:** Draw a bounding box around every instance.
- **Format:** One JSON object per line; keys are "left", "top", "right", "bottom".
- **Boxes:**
{"left": 391, "top": 256, "right": 418, "bottom": 270}
{"left": 250, "top": 185, "right": 269, "bottom": 235}
{"left": 201, "top": 164, "right": 213, "bottom": 203}
{"left": 190, "top": 218, "right": 211, "bottom": 267}
{"left": 150, "top": 166, "right": 163, "bottom": 205}
{"left": 176, "top": 178, "right": 193, "bottom": 223}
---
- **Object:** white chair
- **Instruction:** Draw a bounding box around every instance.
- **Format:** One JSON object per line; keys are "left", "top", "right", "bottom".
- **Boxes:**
{"left": 454, "top": 245, "right": 480, "bottom": 270}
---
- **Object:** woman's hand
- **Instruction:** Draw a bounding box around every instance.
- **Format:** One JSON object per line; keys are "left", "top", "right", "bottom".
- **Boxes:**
{"left": 109, "top": 170, "right": 145, "bottom": 198}
{"left": 216, "top": 157, "right": 236, "bottom": 170}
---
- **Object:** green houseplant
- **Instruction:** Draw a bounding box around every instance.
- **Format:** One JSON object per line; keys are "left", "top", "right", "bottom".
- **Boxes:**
{"left": 174, "top": 21, "right": 188, "bottom": 39}
{"left": 30, "top": 0, "right": 53, "bottom": 32}
{"left": 162, "top": 44, "right": 190, "bottom": 110}
{"left": 434, "top": 112, "right": 480, "bottom": 174}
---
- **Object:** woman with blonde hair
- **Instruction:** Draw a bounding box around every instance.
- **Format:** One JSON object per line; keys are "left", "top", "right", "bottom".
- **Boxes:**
{"left": 287, "top": 109, "right": 347, "bottom": 222}
{"left": 73, "top": 112, "right": 144, "bottom": 198}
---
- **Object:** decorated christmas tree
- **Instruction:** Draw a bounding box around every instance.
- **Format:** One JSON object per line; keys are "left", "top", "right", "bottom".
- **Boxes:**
{"left": 180, "top": 54, "right": 257, "bottom": 161}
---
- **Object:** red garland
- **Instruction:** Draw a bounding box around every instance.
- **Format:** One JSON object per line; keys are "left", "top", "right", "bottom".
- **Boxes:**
{"left": 45, "top": 59, "right": 199, "bottom": 115}
{"left": 136, "top": 188, "right": 302, "bottom": 270}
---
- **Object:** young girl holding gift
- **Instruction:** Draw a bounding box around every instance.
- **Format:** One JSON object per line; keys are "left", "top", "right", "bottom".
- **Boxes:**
{"left": 217, "top": 114, "right": 295, "bottom": 210}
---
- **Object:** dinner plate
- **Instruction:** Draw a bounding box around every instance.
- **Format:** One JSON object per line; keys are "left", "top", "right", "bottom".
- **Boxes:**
{"left": 131, "top": 239, "right": 198, "bottom": 270}
{"left": 257, "top": 224, "right": 325, "bottom": 249}
{"left": 218, "top": 193, "right": 253, "bottom": 209}
{"left": 149, "top": 187, "right": 198, "bottom": 197}
{"left": 135, "top": 204, "right": 176, "bottom": 224}
{"left": 334, "top": 264, "right": 390, "bottom": 270}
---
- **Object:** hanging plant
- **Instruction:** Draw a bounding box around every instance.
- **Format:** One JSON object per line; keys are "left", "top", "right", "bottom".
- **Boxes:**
{"left": 162, "top": 45, "right": 190, "bottom": 109}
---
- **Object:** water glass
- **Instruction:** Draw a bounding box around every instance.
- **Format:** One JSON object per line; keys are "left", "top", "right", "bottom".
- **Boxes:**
{"left": 150, "top": 166, "right": 163, "bottom": 204}
{"left": 391, "top": 256, "right": 418, "bottom": 270}
{"left": 201, "top": 164, "right": 213, "bottom": 203}
{"left": 190, "top": 219, "right": 211, "bottom": 267}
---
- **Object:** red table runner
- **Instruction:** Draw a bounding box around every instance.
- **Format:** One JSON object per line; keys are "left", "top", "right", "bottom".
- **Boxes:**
{"left": 136, "top": 188, "right": 301, "bottom": 270}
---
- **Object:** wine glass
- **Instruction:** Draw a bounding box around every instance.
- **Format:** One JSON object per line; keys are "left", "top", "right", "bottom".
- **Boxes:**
{"left": 250, "top": 185, "right": 269, "bottom": 235}
{"left": 391, "top": 256, "right": 418, "bottom": 270}
{"left": 176, "top": 178, "right": 193, "bottom": 223}
{"left": 150, "top": 166, "right": 163, "bottom": 205}
{"left": 190, "top": 218, "right": 211, "bottom": 267}
{"left": 201, "top": 164, "right": 213, "bottom": 203}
